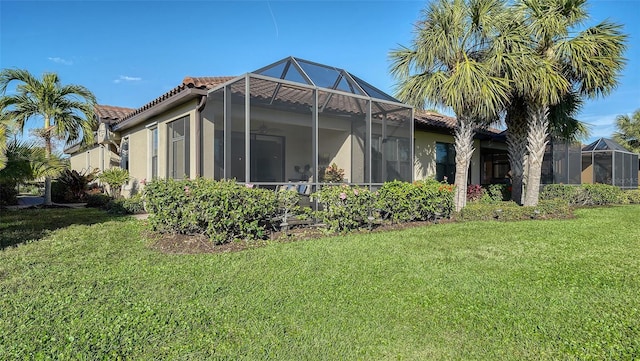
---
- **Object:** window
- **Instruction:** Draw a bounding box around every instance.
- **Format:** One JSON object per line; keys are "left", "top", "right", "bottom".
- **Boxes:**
{"left": 120, "top": 137, "right": 129, "bottom": 171}
{"left": 168, "top": 116, "right": 190, "bottom": 179}
{"left": 150, "top": 127, "right": 158, "bottom": 179}
{"left": 435, "top": 142, "right": 455, "bottom": 183}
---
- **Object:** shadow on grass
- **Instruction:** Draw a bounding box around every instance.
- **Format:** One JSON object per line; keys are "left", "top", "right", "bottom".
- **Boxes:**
{"left": 0, "top": 207, "right": 128, "bottom": 250}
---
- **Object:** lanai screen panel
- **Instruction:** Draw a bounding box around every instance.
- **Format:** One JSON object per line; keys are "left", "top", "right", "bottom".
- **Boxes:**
{"left": 593, "top": 152, "right": 612, "bottom": 184}
{"left": 249, "top": 77, "right": 314, "bottom": 182}
{"left": 201, "top": 87, "right": 224, "bottom": 180}
{"left": 228, "top": 78, "right": 247, "bottom": 182}
{"left": 371, "top": 101, "right": 412, "bottom": 183}
{"left": 553, "top": 142, "right": 568, "bottom": 184}
{"left": 318, "top": 90, "right": 368, "bottom": 184}
{"left": 568, "top": 143, "right": 582, "bottom": 184}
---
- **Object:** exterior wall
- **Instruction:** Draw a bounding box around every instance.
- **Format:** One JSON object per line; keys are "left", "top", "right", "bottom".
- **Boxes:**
{"left": 414, "top": 130, "right": 481, "bottom": 184}
{"left": 118, "top": 99, "right": 199, "bottom": 195}
{"left": 68, "top": 144, "right": 108, "bottom": 173}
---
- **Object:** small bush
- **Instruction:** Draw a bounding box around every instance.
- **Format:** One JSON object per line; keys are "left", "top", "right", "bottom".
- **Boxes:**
{"left": 85, "top": 193, "right": 111, "bottom": 208}
{"left": 145, "top": 179, "right": 278, "bottom": 244}
{"left": 482, "top": 184, "right": 509, "bottom": 203}
{"left": 57, "top": 168, "right": 99, "bottom": 202}
{"left": 624, "top": 189, "right": 640, "bottom": 204}
{"left": 98, "top": 167, "right": 130, "bottom": 198}
{"left": 457, "top": 199, "right": 573, "bottom": 222}
{"left": 319, "top": 163, "right": 345, "bottom": 183}
{"left": 541, "top": 183, "right": 623, "bottom": 207}
{"left": 313, "top": 184, "right": 374, "bottom": 232}
{"left": 580, "top": 184, "right": 623, "bottom": 206}
{"left": 466, "top": 184, "right": 484, "bottom": 202}
{"left": 375, "top": 179, "right": 454, "bottom": 224}
{"left": 540, "top": 184, "right": 579, "bottom": 203}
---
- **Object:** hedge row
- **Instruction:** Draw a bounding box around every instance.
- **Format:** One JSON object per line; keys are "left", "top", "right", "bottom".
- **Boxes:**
{"left": 457, "top": 199, "right": 573, "bottom": 222}
{"left": 144, "top": 178, "right": 456, "bottom": 242}
{"left": 540, "top": 183, "right": 640, "bottom": 206}
{"left": 315, "top": 179, "right": 455, "bottom": 232}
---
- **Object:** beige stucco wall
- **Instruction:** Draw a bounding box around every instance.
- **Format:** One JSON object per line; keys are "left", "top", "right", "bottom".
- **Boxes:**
{"left": 68, "top": 144, "right": 113, "bottom": 173}
{"left": 414, "top": 130, "right": 481, "bottom": 184}
{"left": 118, "top": 99, "right": 199, "bottom": 195}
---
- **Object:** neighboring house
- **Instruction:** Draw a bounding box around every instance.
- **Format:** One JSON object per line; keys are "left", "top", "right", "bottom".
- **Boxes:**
{"left": 66, "top": 56, "right": 509, "bottom": 195}
{"left": 66, "top": 105, "right": 134, "bottom": 174}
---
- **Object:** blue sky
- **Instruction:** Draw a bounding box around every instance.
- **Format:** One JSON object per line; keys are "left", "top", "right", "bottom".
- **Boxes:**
{"left": 1, "top": 0, "right": 638, "bottom": 144}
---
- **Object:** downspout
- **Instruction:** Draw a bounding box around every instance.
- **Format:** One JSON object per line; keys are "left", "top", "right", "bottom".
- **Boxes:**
{"left": 195, "top": 94, "right": 207, "bottom": 178}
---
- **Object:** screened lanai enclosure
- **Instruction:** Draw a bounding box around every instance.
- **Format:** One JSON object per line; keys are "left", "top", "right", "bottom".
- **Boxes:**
{"left": 540, "top": 140, "right": 583, "bottom": 185}
{"left": 581, "top": 138, "right": 639, "bottom": 188}
{"left": 200, "top": 57, "right": 414, "bottom": 189}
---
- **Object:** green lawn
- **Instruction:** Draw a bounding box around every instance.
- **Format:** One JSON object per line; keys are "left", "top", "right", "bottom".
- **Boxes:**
{"left": 1, "top": 207, "right": 639, "bottom": 360}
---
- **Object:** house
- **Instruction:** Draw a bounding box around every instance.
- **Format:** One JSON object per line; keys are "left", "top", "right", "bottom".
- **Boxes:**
{"left": 66, "top": 57, "right": 508, "bottom": 195}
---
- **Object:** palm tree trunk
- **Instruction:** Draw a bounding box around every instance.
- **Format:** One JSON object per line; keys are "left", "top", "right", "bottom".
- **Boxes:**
{"left": 44, "top": 117, "right": 52, "bottom": 206}
{"left": 523, "top": 104, "right": 549, "bottom": 207}
{"left": 454, "top": 117, "right": 475, "bottom": 212}
{"left": 505, "top": 109, "right": 528, "bottom": 205}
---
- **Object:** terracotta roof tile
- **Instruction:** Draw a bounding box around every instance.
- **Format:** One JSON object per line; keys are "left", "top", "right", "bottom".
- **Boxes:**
{"left": 183, "top": 76, "right": 235, "bottom": 89}
{"left": 414, "top": 109, "right": 503, "bottom": 136}
{"left": 95, "top": 105, "right": 135, "bottom": 123}
{"left": 114, "top": 76, "right": 235, "bottom": 124}
{"left": 414, "top": 109, "right": 457, "bottom": 129}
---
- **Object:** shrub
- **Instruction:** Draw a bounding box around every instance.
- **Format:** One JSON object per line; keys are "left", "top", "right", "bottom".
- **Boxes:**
{"left": 541, "top": 183, "right": 623, "bottom": 207}
{"left": 144, "top": 179, "right": 278, "bottom": 244}
{"left": 375, "top": 179, "right": 454, "bottom": 224}
{"left": 580, "top": 184, "right": 623, "bottom": 206}
{"left": 105, "top": 194, "right": 145, "bottom": 215}
{"left": 457, "top": 199, "right": 573, "bottom": 222}
{"left": 85, "top": 193, "right": 111, "bottom": 208}
{"left": 624, "top": 189, "right": 640, "bottom": 204}
{"left": 313, "top": 184, "right": 374, "bottom": 232}
{"left": 57, "top": 168, "right": 99, "bottom": 202}
{"left": 482, "top": 184, "right": 509, "bottom": 203}
{"left": 319, "top": 163, "right": 345, "bottom": 183}
{"left": 540, "top": 184, "right": 579, "bottom": 203}
{"left": 466, "top": 184, "right": 484, "bottom": 202}
{"left": 276, "top": 188, "right": 301, "bottom": 225}
{"left": 98, "top": 167, "right": 130, "bottom": 198}
{"left": 375, "top": 180, "right": 417, "bottom": 223}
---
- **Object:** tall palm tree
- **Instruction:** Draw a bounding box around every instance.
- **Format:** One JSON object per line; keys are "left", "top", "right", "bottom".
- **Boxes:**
{"left": 390, "top": 0, "right": 516, "bottom": 211}
{"left": 613, "top": 109, "right": 640, "bottom": 153}
{"left": 0, "top": 69, "right": 96, "bottom": 205}
{"left": 515, "top": 0, "right": 627, "bottom": 206}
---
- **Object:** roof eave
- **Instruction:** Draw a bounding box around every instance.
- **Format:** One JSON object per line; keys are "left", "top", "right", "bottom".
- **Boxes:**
{"left": 112, "top": 88, "right": 208, "bottom": 131}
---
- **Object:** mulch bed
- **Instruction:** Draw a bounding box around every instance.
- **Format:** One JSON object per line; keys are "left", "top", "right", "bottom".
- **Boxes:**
{"left": 146, "top": 219, "right": 451, "bottom": 255}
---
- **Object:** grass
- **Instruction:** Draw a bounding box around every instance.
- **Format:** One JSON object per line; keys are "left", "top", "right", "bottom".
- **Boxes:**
{"left": 1, "top": 206, "right": 639, "bottom": 360}
{"left": 0, "top": 208, "right": 126, "bottom": 249}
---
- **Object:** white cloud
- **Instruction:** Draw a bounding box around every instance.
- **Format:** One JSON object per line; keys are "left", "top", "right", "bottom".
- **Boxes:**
{"left": 48, "top": 57, "right": 73, "bottom": 65}
{"left": 114, "top": 75, "right": 142, "bottom": 84}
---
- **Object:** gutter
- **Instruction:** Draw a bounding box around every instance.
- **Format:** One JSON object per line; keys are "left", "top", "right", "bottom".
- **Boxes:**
{"left": 195, "top": 94, "right": 207, "bottom": 177}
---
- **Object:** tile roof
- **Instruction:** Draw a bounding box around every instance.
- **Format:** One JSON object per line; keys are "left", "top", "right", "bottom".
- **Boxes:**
{"left": 414, "top": 109, "right": 504, "bottom": 136}
{"left": 114, "top": 76, "right": 235, "bottom": 125}
{"left": 95, "top": 105, "right": 135, "bottom": 123}
{"left": 414, "top": 109, "right": 457, "bottom": 129}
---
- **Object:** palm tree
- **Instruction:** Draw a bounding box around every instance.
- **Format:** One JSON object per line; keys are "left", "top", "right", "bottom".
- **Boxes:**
{"left": 0, "top": 69, "right": 96, "bottom": 205}
{"left": 390, "top": 0, "right": 516, "bottom": 211}
{"left": 613, "top": 109, "right": 640, "bottom": 153}
{"left": 514, "top": 0, "right": 627, "bottom": 206}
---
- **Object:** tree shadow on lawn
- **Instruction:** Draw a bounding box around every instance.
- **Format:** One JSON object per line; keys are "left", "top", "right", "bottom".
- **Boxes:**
{"left": 0, "top": 207, "right": 128, "bottom": 250}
